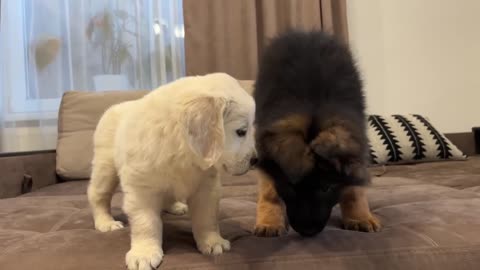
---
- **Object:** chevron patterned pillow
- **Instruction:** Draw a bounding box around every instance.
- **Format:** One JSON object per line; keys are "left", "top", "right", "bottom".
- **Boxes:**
{"left": 367, "top": 114, "right": 467, "bottom": 165}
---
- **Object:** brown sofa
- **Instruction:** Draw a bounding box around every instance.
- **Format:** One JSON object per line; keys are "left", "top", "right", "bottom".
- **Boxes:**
{"left": 1, "top": 82, "right": 480, "bottom": 270}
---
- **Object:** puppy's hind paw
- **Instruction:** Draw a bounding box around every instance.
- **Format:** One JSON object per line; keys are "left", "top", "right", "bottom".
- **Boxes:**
{"left": 165, "top": 201, "right": 189, "bottom": 215}
{"left": 197, "top": 234, "right": 231, "bottom": 256}
{"left": 310, "top": 126, "right": 361, "bottom": 163}
{"left": 95, "top": 219, "right": 124, "bottom": 232}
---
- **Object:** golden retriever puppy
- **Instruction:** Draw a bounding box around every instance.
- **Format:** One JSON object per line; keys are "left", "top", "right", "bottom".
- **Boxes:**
{"left": 87, "top": 73, "right": 257, "bottom": 270}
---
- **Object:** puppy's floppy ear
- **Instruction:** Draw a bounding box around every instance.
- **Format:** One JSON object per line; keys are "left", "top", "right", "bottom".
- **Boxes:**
{"left": 182, "top": 96, "right": 226, "bottom": 169}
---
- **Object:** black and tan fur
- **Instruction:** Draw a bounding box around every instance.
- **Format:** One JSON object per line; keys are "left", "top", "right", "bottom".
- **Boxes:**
{"left": 253, "top": 30, "right": 381, "bottom": 237}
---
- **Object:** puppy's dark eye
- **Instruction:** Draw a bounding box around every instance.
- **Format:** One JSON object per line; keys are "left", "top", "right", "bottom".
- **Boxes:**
{"left": 236, "top": 129, "right": 247, "bottom": 137}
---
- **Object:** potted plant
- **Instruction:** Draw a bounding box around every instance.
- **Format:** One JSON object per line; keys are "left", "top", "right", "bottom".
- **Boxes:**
{"left": 86, "top": 9, "right": 136, "bottom": 90}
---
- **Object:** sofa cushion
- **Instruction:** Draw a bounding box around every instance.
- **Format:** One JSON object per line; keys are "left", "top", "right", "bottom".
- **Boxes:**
{"left": 2, "top": 157, "right": 480, "bottom": 269}
{"left": 55, "top": 80, "right": 255, "bottom": 181}
{"left": 377, "top": 156, "right": 480, "bottom": 190}
{"left": 56, "top": 90, "right": 149, "bottom": 180}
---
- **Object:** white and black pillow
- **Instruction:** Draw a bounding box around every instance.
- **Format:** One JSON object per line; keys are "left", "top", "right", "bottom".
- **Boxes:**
{"left": 367, "top": 114, "right": 467, "bottom": 165}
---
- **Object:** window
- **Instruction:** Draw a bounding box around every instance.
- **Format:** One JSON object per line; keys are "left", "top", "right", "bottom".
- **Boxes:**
{"left": 0, "top": 0, "right": 185, "bottom": 153}
{"left": 0, "top": 0, "right": 185, "bottom": 121}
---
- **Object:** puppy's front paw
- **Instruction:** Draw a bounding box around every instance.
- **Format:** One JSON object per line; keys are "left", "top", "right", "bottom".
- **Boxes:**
{"left": 94, "top": 219, "right": 124, "bottom": 232}
{"left": 126, "top": 246, "right": 164, "bottom": 270}
{"left": 254, "top": 223, "right": 288, "bottom": 237}
{"left": 165, "top": 201, "right": 188, "bottom": 215}
{"left": 343, "top": 214, "right": 382, "bottom": 232}
{"left": 196, "top": 234, "right": 231, "bottom": 255}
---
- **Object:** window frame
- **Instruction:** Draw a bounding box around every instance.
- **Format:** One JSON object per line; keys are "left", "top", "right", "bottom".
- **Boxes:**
{"left": 1, "top": 0, "right": 61, "bottom": 121}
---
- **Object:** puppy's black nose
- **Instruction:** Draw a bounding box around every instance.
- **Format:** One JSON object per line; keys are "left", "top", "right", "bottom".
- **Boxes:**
{"left": 250, "top": 157, "right": 259, "bottom": 167}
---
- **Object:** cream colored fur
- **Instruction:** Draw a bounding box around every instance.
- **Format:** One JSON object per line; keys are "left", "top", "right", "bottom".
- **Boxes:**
{"left": 87, "top": 73, "right": 256, "bottom": 270}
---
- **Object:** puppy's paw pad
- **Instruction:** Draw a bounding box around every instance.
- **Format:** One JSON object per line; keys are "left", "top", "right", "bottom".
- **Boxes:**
{"left": 254, "top": 224, "right": 288, "bottom": 237}
{"left": 166, "top": 202, "right": 188, "bottom": 215}
{"left": 126, "top": 247, "right": 163, "bottom": 270}
{"left": 95, "top": 220, "right": 124, "bottom": 232}
{"left": 197, "top": 235, "right": 231, "bottom": 256}
{"left": 343, "top": 215, "right": 382, "bottom": 232}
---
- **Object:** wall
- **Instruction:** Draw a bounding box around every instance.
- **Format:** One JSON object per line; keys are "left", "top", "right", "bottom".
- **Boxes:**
{"left": 347, "top": 0, "right": 480, "bottom": 133}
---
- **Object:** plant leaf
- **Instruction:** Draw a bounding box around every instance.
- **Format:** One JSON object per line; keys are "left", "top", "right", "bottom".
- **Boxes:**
{"left": 115, "top": 10, "right": 129, "bottom": 20}
{"left": 34, "top": 37, "right": 62, "bottom": 71}
{"left": 117, "top": 45, "right": 131, "bottom": 65}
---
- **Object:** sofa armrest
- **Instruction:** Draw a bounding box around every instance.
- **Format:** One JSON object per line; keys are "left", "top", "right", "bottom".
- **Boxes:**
{"left": 445, "top": 132, "right": 476, "bottom": 156}
{"left": 0, "top": 151, "right": 58, "bottom": 199}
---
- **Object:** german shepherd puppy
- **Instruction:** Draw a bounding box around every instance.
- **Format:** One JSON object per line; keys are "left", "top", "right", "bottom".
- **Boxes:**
{"left": 253, "top": 30, "right": 381, "bottom": 237}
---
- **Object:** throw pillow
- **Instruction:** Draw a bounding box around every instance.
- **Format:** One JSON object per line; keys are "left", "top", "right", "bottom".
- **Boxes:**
{"left": 368, "top": 114, "right": 467, "bottom": 165}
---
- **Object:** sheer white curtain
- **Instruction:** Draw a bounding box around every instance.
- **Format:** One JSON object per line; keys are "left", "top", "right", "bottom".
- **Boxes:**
{"left": 0, "top": 0, "right": 185, "bottom": 153}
